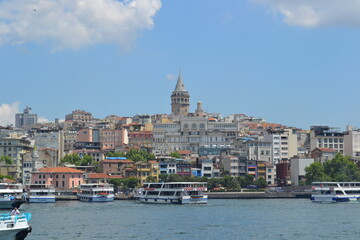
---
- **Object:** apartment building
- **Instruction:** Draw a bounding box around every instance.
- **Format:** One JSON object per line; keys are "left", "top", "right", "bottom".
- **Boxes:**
{"left": 310, "top": 126, "right": 345, "bottom": 153}
{"left": 344, "top": 125, "right": 360, "bottom": 159}
{"left": 263, "top": 128, "right": 297, "bottom": 165}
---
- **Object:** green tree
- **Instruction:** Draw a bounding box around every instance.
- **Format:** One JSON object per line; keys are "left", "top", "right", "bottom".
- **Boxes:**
{"left": 61, "top": 153, "right": 82, "bottom": 165}
{"left": 61, "top": 154, "right": 94, "bottom": 166}
{"left": 125, "top": 149, "right": 155, "bottom": 162}
{"left": 242, "top": 174, "right": 254, "bottom": 188}
{"left": 223, "top": 176, "right": 240, "bottom": 190}
{"left": 255, "top": 177, "right": 267, "bottom": 188}
{"left": 170, "top": 151, "right": 181, "bottom": 159}
{"left": 323, "top": 153, "right": 360, "bottom": 182}
{"left": 158, "top": 173, "right": 169, "bottom": 182}
{"left": 107, "top": 152, "right": 126, "bottom": 157}
{"left": 110, "top": 177, "right": 139, "bottom": 191}
{"left": 0, "top": 156, "right": 13, "bottom": 165}
{"left": 145, "top": 176, "right": 157, "bottom": 182}
{"left": 304, "top": 161, "right": 328, "bottom": 185}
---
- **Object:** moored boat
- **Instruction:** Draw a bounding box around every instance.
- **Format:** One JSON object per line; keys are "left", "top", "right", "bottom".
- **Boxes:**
{"left": 0, "top": 213, "right": 32, "bottom": 240}
{"left": 0, "top": 183, "right": 26, "bottom": 209}
{"left": 25, "top": 184, "right": 56, "bottom": 203}
{"left": 135, "top": 182, "right": 208, "bottom": 204}
{"left": 311, "top": 182, "right": 360, "bottom": 203}
{"left": 78, "top": 184, "right": 114, "bottom": 202}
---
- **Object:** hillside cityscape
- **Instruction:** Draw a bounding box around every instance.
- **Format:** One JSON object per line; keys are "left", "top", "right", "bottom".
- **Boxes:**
{"left": 1, "top": 72, "right": 359, "bottom": 190}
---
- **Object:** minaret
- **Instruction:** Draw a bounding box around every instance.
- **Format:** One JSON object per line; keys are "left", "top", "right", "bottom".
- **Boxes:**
{"left": 171, "top": 71, "right": 190, "bottom": 116}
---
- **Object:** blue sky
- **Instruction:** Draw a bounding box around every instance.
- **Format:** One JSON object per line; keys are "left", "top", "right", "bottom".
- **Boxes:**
{"left": 1, "top": 0, "right": 360, "bottom": 130}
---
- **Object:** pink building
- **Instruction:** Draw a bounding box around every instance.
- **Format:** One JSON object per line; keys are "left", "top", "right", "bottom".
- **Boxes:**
{"left": 31, "top": 167, "right": 85, "bottom": 191}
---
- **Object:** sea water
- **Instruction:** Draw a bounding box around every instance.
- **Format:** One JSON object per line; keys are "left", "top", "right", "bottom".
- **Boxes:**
{"left": 17, "top": 199, "right": 360, "bottom": 240}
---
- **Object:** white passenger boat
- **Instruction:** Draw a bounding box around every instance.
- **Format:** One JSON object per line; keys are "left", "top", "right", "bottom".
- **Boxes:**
{"left": 135, "top": 182, "right": 208, "bottom": 204}
{"left": 311, "top": 182, "right": 360, "bottom": 203}
{"left": 78, "top": 184, "right": 114, "bottom": 202}
{"left": 0, "top": 184, "right": 26, "bottom": 209}
{"left": 25, "top": 184, "right": 56, "bottom": 203}
{"left": 0, "top": 213, "right": 32, "bottom": 240}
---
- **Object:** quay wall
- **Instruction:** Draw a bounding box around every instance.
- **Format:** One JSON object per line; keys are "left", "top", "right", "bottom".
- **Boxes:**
{"left": 54, "top": 192, "right": 311, "bottom": 201}
{"left": 207, "top": 191, "right": 311, "bottom": 199}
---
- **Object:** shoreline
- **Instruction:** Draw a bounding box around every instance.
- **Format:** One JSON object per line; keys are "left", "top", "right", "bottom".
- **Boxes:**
{"left": 53, "top": 191, "right": 311, "bottom": 201}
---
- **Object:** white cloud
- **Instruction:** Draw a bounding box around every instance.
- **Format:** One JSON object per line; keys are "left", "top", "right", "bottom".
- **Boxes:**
{"left": 38, "top": 117, "right": 49, "bottom": 123}
{"left": 0, "top": 0, "right": 162, "bottom": 50}
{"left": 0, "top": 102, "right": 20, "bottom": 127}
{"left": 253, "top": 0, "right": 360, "bottom": 27}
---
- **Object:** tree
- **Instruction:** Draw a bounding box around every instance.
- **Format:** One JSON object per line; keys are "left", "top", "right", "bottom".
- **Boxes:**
{"left": 158, "top": 173, "right": 169, "bottom": 182}
{"left": 323, "top": 153, "right": 360, "bottom": 182}
{"left": 61, "top": 154, "right": 94, "bottom": 166}
{"left": 61, "top": 154, "right": 82, "bottom": 165}
{"left": 125, "top": 149, "right": 155, "bottom": 162}
{"left": 170, "top": 151, "right": 181, "bottom": 159}
{"left": 255, "top": 177, "right": 267, "bottom": 189}
{"left": 223, "top": 176, "right": 240, "bottom": 190}
{"left": 242, "top": 174, "right": 255, "bottom": 188}
{"left": 110, "top": 177, "right": 139, "bottom": 191}
{"left": 146, "top": 176, "right": 157, "bottom": 182}
{"left": 304, "top": 161, "right": 328, "bottom": 185}
{"left": 107, "top": 152, "right": 126, "bottom": 158}
{"left": 0, "top": 156, "right": 13, "bottom": 165}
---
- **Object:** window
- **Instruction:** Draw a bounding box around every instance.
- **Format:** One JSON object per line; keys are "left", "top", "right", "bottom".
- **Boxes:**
{"left": 56, "top": 175, "right": 59, "bottom": 179}
{"left": 62, "top": 181, "right": 65, "bottom": 187}
{"left": 39, "top": 175, "right": 42, "bottom": 179}
{"left": 62, "top": 175, "right": 65, "bottom": 179}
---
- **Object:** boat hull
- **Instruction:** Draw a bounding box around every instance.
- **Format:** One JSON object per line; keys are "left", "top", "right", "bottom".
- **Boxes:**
{"left": 78, "top": 195, "right": 114, "bottom": 202}
{"left": 311, "top": 195, "right": 360, "bottom": 203}
{"left": 0, "top": 226, "right": 32, "bottom": 240}
{"left": 137, "top": 195, "right": 208, "bottom": 204}
{"left": 27, "top": 197, "right": 55, "bottom": 203}
{"left": 0, "top": 200, "right": 26, "bottom": 209}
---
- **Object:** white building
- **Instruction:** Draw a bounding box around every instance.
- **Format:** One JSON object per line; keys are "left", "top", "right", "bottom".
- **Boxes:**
{"left": 290, "top": 158, "right": 314, "bottom": 186}
{"left": 344, "top": 126, "right": 360, "bottom": 159}
{"left": 263, "top": 128, "right": 297, "bottom": 165}
{"left": 310, "top": 126, "right": 345, "bottom": 153}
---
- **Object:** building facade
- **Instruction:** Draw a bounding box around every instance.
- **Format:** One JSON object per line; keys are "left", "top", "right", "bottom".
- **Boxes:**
{"left": 15, "top": 106, "right": 38, "bottom": 129}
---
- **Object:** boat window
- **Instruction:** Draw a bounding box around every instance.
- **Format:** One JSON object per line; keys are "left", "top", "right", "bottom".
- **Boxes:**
{"left": 160, "top": 191, "right": 175, "bottom": 196}
{"left": 175, "top": 192, "right": 181, "bottom": 196}
{"left": 147, "top": 191, "right": 158, "bottom": 195}
{"left": 335, "top": 190, "right": 344, "bottom": 195}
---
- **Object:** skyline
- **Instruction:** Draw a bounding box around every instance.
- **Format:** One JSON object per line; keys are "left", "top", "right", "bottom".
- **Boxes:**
{"left": 1, "top": 0, "right": 360, "bottom": 130}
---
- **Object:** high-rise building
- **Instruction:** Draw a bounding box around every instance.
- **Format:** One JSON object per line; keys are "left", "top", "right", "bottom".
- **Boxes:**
{"left": 15, "top": 106, "right": 37, "bottom": 129}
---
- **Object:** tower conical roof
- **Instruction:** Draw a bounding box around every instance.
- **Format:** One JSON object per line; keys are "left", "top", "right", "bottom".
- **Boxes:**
{"left": 174, "top": 72, "right": 187, "bottom": 92}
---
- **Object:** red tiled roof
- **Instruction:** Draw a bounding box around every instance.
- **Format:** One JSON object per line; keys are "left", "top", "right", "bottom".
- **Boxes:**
{"left": 178, "top": 150, "right": 191, "bottom": 155}
{"left": 148, "top": 161, "right": 158, "bottom": 164}
{"left": 38, "top": 167, "right": 84, "bottom": 173}
{"left": 3, "top": 179, "right": 15, "bottom": 183}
